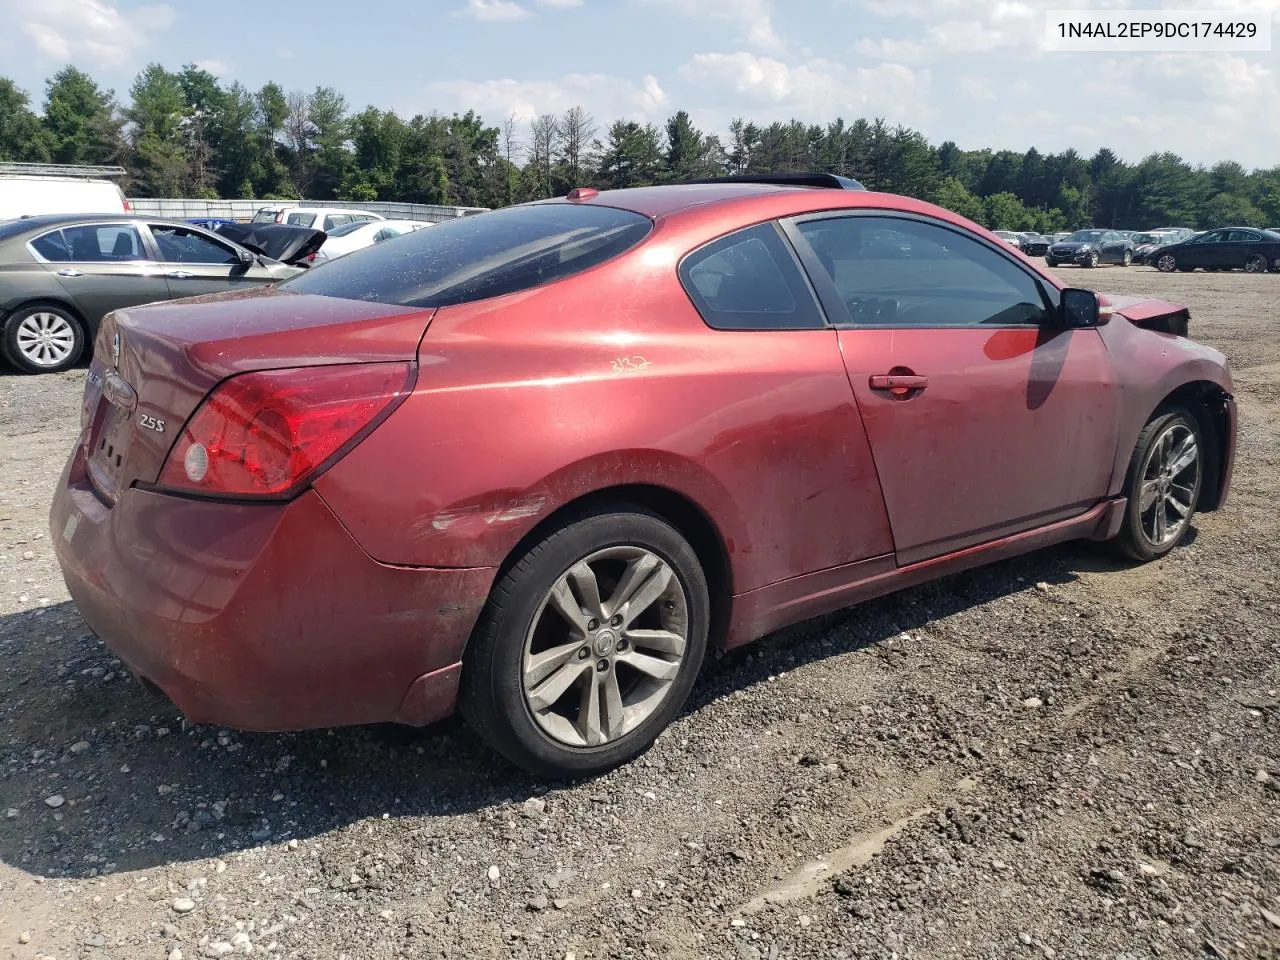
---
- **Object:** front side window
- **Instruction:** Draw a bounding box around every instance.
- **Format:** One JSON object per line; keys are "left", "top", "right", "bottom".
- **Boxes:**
{"left": 679, "top": 223, "right": 824, "bottom": 331}
{"left": 283, "top": 202, "right": 653, "bottom": 308}
{"left": 61, "top": 224, "right": 145, "bottom": 262}
{"left": 150, "top": 226, "right": 240, "bottom": 264}
{"left": 286, "top": 212, "right": 318, "bottom": 227}
{"left": 1188, "top": 231, "right": 1220, "bottom": 244}
{"left": 794, "top": 215, "right": 1052, "bottom": 327}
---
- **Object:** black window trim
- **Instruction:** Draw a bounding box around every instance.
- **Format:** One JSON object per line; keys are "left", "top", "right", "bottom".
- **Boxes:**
{"left": 778, "top": 209, "right": 1061, "bottom": 331}
{"left": 676, "top": 218, "right": 831, "bottom": 332}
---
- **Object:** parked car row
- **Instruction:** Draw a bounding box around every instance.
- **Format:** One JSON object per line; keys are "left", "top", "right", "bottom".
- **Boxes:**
{"left": 1144, "top": 227, "right": 1280, "bottom": 274}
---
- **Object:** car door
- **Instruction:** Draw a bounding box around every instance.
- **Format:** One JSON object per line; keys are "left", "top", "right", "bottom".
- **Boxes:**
{"left": 34, "top": 222, "right": 169, "bottom": 328}
{"left": 1099, "top": 231, "right": 1125, "bottom": 263}
{"left": 145, "top": 223, "right": 277, "bottom": 299}
{"left": 785, "top": 212, "right": 1120, "bottom": 566}
{"left": 1224, "top": 229, "right": 1261, "bottom": 269}
{"left": 1181, "top": 230, "right": 1223, "bottom": 269}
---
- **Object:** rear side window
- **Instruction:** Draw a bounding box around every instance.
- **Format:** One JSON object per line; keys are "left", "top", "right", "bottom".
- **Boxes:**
{"left": 286, "top": 212, "right": 317, "bottom": 227}
{"left": 283, "top": 203, "right": 652, "bottom": 308}
{"left": 679, "top": 223, "right": 824, "bottom": 330}
{"left": 30, "top": 230, "right": 70, "bottom": 262}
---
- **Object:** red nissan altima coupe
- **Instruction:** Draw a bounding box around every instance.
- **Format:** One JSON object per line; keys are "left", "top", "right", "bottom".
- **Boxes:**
{"left": 50, "top": 175, "right": 1236, "bottom": 776}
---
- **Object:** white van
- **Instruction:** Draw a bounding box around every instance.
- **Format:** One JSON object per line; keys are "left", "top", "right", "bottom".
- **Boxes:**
{"left": 0, "top": 175, "right": 130, "bottom": 222}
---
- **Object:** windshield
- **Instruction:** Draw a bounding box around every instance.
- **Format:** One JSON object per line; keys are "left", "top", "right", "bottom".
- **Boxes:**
{"left": 282, "top": 203, "right": 653, "bottom": 308}
{"left": 1066, "top": 230, "right": 1105, "bottom": 242}
{"left": 1132, "top": 233, "right": 1162, "bottom": 244}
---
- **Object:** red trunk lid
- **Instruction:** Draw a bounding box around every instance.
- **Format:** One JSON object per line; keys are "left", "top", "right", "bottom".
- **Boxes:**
{"left": 81, "top": 287, "right": 433, "bottom": 504}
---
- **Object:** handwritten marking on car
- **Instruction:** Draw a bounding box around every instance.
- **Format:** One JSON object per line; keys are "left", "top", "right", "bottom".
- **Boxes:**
{"left": 138, "top": 414, "right": 166, "bottom": 433}
{"left": 610, "top": 356, "right": 652, "bottom": 373}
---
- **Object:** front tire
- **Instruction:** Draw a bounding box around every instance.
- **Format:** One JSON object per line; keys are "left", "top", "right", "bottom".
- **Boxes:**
{"left": 459, "top": 506, "right": 709, "bottom": 778}
{"left": 1156, "top": 253, "right": 1178, "bottom": 273}
{"left": 2, "top": 304, "right": 85, "bottom": 374}
{"left": 1085, "top": 251, "right": 1100, "bottom": 268}
{"left": 1113, "top": 408, "right": 1204, "bottom": 562}
{"left": 1121, "top": 250, "right": 1132, "bottom": 266}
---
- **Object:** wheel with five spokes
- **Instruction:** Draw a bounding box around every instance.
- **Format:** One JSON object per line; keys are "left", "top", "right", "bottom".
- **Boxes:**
{"left": 460, "top": 506, "right": 709, "bottom": 777}
{"left": 1113, "top": 408, "right": 1204, "bottom": 562}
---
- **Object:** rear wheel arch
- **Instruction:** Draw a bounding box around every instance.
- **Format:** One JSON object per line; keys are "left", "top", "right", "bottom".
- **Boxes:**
{"left": 487, "top": 483, "right": 734, "bottom": 651}
{"left": 1149, "top": 380, "right": 1232, "bottom": 511}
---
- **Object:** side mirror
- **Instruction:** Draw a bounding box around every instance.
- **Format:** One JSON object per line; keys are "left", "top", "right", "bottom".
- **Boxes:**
{"left": 236, "top": 247, "right": 255, "bottom": 266}
{"left": 1059, "top": 288, "right": 1101, "bottom": 327}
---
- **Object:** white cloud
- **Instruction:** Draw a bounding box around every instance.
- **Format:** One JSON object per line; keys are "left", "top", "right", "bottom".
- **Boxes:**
{"left": 453, "top": 0, "right": 532, "bottom": 21}
{"left": 957, "top": 76, "right": 996, "bottom": 101}
{"left": 422, "top": 72, "right": 668, "bottom": 128}
{"left": 275, "top": 45, "right": 294, "bottom": 60}
{"left": 0, "top": 0, "right": 174, "bottom": 67}
{"left": 537, "top": 0, "right": 583, "bottom": 6}
{"left": 678, "top": 51, "right": 933, "bottom": 125}
{"left": 640, "top": 0, "right": 787, "bottom": 52}
{"left": 193, "top": 59, "right": 232, "bottom": 78}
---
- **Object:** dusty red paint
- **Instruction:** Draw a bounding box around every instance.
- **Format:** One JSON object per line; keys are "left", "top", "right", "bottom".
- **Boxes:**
{"left": 50, "top": 182, "right": 1236, "bottom": 733}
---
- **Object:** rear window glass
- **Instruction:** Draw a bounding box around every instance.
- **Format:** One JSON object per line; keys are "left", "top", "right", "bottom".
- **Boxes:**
{"left": 282, "top": 203, "right": 652, "bottom": 308}
{"left": 326, "top": 221, "right": 369, "bottom": 238}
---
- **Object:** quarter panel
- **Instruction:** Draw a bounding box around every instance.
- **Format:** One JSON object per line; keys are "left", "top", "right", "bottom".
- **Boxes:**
{"left": 314, "top": 223, "right": 895, "bottom": 593}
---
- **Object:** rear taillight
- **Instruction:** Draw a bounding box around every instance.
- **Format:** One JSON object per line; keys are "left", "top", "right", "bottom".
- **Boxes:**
{"left": 275, "top": 212, "right": 285, "bottom": 223}
{"left": 122, "top": 199, "right": 132, "bottom": 212}
{"left": 157, "top": 362, "right": 415, "bottom": 499}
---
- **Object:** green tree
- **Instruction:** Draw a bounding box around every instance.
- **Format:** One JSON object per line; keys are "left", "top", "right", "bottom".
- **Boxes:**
{"left": 597, "top": 120, "right": 662, "bottom": 189}
{"left": 43, "top": 66, "right": 123, "bottom": 165}
{"left": 663, "top": 110, "right": 702, "bottom": 183}
{"left": 127, "top": 64, "right": 188, "bottom": 196}
{"left": 0, "top": 78, "right": 52, "bottom": 162}
{"left": 930, "top": 176, "right": 986, "bottom": 223}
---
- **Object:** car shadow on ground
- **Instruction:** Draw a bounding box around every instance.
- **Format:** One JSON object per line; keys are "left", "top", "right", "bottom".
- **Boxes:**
{"left": 0, "top": 536, "right": 1136, "bottom": 880}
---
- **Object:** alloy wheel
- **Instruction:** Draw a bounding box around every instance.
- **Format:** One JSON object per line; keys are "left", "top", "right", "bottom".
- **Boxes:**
{"left": 1244, "top": 254, "right": 1266, "bottom": 274}
{"left": 1122, "top": 250, "right": 1132, "bottom": 266}
{"left": 1137, "top": 422, "right": 1200, "bottom": 548}
{"left": 1157, "top": 254, "right": 1177, "bottom": 273}
{"left": 521, "top": 546, "right": 688, "bottom": 747}
{"left": 16, "top": 312, "right": 76, "bottom": 368}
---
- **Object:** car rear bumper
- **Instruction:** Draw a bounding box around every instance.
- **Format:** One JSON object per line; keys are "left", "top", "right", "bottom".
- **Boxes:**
{"left": 50, "top": 446, "right": 494, "bottom": 732}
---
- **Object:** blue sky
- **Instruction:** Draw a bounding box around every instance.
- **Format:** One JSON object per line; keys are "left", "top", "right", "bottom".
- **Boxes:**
{"left": 0, "top": 0, "right": 1277, "bottom": 168}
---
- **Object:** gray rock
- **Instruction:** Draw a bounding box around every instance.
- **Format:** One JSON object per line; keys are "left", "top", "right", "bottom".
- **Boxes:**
{"left": 527, "top": 894, "right": 550, "bottom": 911}
{"left": 171, "top": 898, "right": 196, "bottom": 914}
{"left": 43, "top": 794, "right": 65, "bottom": 808}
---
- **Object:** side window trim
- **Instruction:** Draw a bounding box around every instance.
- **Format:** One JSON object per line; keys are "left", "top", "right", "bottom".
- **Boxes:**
{"left": 780, "top": 210, "right": 1061, "bottom": 330}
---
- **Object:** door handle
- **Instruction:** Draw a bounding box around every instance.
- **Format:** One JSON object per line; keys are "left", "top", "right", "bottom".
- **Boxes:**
{"left": 167, "top": 270, "right": 194, "bottom": 280}
{"left": 869, "top": 373, "right": 929, "bottom": 396}
{"left": 56, "top": 268, "right": 85, "bottom": 278}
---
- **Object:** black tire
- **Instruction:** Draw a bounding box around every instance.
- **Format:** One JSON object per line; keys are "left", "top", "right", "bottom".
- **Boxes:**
{"left": 1085, "top": 250, "right": 1100, "bottom": 268}
{"left": 459, "top": 506, "right": 710, "bottom": 778}
{"left": 2, "top": 303, "right": 85, "bottom": 374}
{"left": 1045, "top": 258, "right": 1058, "bottom": 268}
{"left": 1121, "top": 250, "right": 1132, "bottom": 266}
{"left": 1156, "top": 253, "right": 1178, "bottom": 273}
{"left": 1244, "top": 253, "right": 1268, "bottom": 274}
{"left": 1112, "top": 407, "right": 1204, "bottom": 562}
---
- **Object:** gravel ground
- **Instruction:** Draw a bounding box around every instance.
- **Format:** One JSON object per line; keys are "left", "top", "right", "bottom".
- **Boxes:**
{"left": 0, "top": 266, "right": 1276, "bottom": 960}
